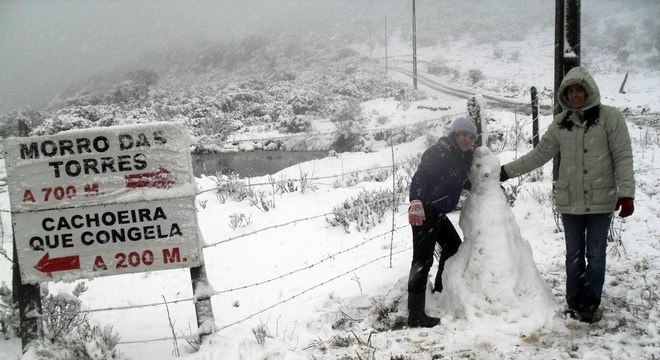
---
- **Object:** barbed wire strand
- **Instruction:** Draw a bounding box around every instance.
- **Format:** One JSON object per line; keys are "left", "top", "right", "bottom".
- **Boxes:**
{"left": 212, "top": 224, "right": 408, "bottom": 295}
{"left": 195, "top": 159, "right": 418, "bottom": 196}
{"left": 118, "top": 246, "right": 411, "bottom": 344}
{"left": 215, "top": 246, "right": 411, "bottom": 332}
{"left": 204, "top": 195, "right": 410, "bottom": 248}
{"left": 30, "top": 224, "right": 411, "bottom": 320}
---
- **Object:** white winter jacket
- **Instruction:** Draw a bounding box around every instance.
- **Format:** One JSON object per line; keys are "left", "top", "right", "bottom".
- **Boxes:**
{"left": 503, "top": 66, "right": 635, "bottom": 214}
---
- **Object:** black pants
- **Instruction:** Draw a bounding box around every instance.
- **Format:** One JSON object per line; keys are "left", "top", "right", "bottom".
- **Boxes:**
{"left": 407, "top": 208, "right": 462, "bottom": 294}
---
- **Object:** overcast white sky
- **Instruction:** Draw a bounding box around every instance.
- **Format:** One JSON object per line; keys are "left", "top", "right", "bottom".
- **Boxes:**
{"left": 0, "top": 0, "right": 389, "bottom": 114}
{"left": 0, "top": 0, "right": 654, "bottom": 115}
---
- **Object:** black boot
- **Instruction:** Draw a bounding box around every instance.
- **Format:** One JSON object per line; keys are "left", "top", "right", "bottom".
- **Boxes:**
{"left": 407, "top": 292, "right": 440, "bottom": 328}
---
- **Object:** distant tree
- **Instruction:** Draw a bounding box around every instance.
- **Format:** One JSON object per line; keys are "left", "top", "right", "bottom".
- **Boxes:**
{"left": 0, "top": 107, "right": 44, "bottom": 137}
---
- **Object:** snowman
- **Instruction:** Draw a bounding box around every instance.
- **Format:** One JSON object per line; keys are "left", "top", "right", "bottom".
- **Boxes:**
{"left": 440, "top": 146, "right": 558, "bottom": 326}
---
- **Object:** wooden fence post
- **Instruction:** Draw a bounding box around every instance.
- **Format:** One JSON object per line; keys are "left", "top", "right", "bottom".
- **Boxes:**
{"left": 531, "top": 86, "right": 540, "bottom": 148}
{"left": 13, "top": 238, "right": 43, "bottom": 350}
{"left": 190, "top": 257, "right": 215, "bottom": 343}
{"left": 13, "top": 121, "right": 43, "bottom": 350}
{"left": 619, "top": 72, "right": 628, "bottom": 94}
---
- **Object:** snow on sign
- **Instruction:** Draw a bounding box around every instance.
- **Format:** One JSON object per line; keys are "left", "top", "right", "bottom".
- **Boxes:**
{"left": 3, "top": 122, "right": 201, "bottom": 284}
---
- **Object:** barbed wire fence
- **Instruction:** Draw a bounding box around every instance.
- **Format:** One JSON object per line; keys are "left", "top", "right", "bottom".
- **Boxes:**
{"left": 4, "top": 97, "right": 647, "bottom": 348}
{"left": 0, "top": 105, "right": 551, "bottom": 347}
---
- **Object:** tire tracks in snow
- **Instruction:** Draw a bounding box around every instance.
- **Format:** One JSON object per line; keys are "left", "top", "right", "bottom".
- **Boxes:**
{"left": 389, "top": 66, "right": 554, "bottom": 114}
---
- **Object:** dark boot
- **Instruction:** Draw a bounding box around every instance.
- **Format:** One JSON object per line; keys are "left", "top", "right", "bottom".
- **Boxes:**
{"left": 577, "top": 308, "right": 603, "bottom": 323}
{"left": 433, "top": 277, "right": 443, "bottom": 293}
{"left": 407, "top": 292, "right": 440, "bottom": 328}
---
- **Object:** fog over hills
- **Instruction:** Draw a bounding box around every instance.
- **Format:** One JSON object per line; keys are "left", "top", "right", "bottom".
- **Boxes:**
{"left": 0, "top": 0, "right": 657, "bottom": 115}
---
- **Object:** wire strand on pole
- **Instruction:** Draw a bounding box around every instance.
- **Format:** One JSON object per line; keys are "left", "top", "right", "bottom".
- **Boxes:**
{"left": 212, "top": 225, "right": 408, "bottom": 295}
{"left": 118, "top": 246, "right": 412, "bottom": 345}
{"left": 216, "top": 247, "right": 411, "bottom": 332}
{"left": 390, "top": 129, "right": 397, "bottom": 268}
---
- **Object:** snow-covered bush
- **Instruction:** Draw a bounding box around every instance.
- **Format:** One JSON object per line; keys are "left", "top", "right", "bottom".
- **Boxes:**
{"left": 330, "top": 99, "right": 366, "bottom": 152}
{"left": 29, "top": 282, "right": 126, "bottom": 360}
{"left": 288, "top": 89, "right": 323, "bottom": 115}
{"left": 33, "top": 323, "right": 126, "bottom": 360}
{"left": 31, "top": 114, "right": 97, "bottom": 136}
{"left": 326, "top": 189, "right": 397, "bottom": 233}
{"left": 427, "top": 58, "right": 460, "bottom": 79}
{"left": 229, "top": 213, "right": 252, "bottom": 230}
{"left": 279, "top": 115, "right": 313, "bottom": 134}
{"left": 1, "top": 32, "right": 419, "bottom": 140}
{"left": 0, "top": 281, "right": 16, "bottom": 339}
{"left": 214, "top": 173, "right": 251, "bottom": 203}
{"left": 42, "top": 282, "right": 89, "bottom": 343}
{"left": 0, "top": 107, "right": 45, "bottom": 137}
{"left": 468, "top": 69, "right": 484, "bottom": 85}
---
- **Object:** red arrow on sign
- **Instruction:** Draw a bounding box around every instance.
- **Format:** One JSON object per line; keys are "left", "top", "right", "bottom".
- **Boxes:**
{"left": 34, "top": 253, "right": 81, "bottom": 277}
{"left": 125, "top": 167, "right": 175, "bottom": 189}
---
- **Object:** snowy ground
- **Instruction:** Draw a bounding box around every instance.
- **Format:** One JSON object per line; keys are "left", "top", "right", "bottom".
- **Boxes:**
{"left": 1, "top": 26, "right": 659, "bottom": 360}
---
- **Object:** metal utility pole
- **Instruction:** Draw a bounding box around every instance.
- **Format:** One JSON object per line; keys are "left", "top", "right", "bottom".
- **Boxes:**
{"left": 554, "top": 0, "right": 565, "bottom": 118}
{"left": 385, "top": 17, "right": 388, "bottom": 74}
{"left": 553, "top": 0, "right": 581, "bottom": 181}
{"left": 565, "top": 0, "right": 581, "bottom": 71}
{"left": 412, "top": 0, "right": 417, "bottom": 90}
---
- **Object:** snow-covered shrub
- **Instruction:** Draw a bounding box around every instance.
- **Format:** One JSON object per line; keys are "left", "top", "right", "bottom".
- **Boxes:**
{"left": 31, "top": 114, "right": 97, "bottom": 136}
{"left": 509, "top": 50, "right": 521, "bottom": 62}
{"left": 105, "top": 79, "right": 150, "bottom": 105}
{"left": 332, "top": 132, "right": 366, "bottom": 153}
{"left": 251, "top": 320, "right": 272, "bottom": 345}
{"left": 117, "top": 107, "right": 160, "bottom": 125}
{"left": 369, "top": 295, "right": 406, "bottom": 331}
{"left": 215, "top": 173, "right": 252, "bottom": 203}
{"left": 326, "top": 189, "right": 397, "bottom": 233}
{"left": 248, "top": 189, "right": 275, "bottom": 212}
{"left": 468, "top": 69, "right": 484, "bottom": 85}
{"left": 31, "top": 282, "right": 126, "bottom": 359}
{"left": 351, "top": 71, "right": 389, "bottom": 101}
{"left": 393, "top": 153, "right": 422, "bottom": 201}
{"left": 263, "top": 100, "right": 291, "bottom": 122}
{"left": 330, "top": 99, "right": 366, "bottom": 152}
{"left": 229, "top": 213, "right": 252, "bottom": 230}
{"left": 332, "top": 80, "right": 363, "bottom": 99}
{"left": 288, "top": 89, "right": 323, "bottom": 115}
{"left": 0, "top": 282, "right": 17, "bottom": 339}
{"left": 279, "top": 115, "right": 313, "bottom": 134}
{"left": 427, "top": 58, "right": 459, "bottom": 78}
{"left": 335, "top": 47, "right": 359, "bottom": 59}
{"left": 126, "top": 69, "right": 159, "bottom": 88}
{"left": 0, "top": 107, "right": 44, "bottom": 137}
{"left": 33, "top": 322, "right": 126, "bottom": 360}
{"left": 42, "top": 282, "right": 89, "bottom": 343}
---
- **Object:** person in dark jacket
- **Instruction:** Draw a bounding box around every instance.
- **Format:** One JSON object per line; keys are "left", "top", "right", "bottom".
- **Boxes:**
{"left": 406, "top": 117, "right": 477, "bottom": 327}
{"left": 500, "top": 66, "right": 635, "bottom": 323}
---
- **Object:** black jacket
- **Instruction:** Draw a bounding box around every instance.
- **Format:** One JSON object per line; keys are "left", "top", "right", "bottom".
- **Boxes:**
{"left": 409, "top": 136, "right": 472, "bottom": 214}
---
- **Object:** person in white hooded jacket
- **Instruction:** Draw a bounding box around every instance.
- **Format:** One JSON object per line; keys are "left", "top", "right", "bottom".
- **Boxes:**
{"left": 500, "top": 66, "right": 635, "bottom": 323}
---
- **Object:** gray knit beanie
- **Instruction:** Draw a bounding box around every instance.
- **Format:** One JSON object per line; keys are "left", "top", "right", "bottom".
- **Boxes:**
{"left": 449, "top": 117, "right": 478, "bottom": 137}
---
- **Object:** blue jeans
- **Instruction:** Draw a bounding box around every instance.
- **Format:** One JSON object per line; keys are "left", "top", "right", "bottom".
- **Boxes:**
{"left": 561, "top": 213, "right": 612, "bottom": 313}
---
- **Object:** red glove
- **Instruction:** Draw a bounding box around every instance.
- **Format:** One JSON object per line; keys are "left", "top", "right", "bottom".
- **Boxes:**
{"left": 408, "top": 200, "right": 425, "bottom": 226}
{"left": 615, "top": 197, "right": 634, "bottom": 218}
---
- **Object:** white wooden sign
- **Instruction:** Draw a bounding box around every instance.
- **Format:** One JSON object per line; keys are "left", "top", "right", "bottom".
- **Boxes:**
{"left": 4, "top": 122, "right": 202, "bottom": 284}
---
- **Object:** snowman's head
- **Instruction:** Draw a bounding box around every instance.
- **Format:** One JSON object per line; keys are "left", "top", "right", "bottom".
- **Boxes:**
{"left": 469, "top": 146, "right": 500, "bottom": 186}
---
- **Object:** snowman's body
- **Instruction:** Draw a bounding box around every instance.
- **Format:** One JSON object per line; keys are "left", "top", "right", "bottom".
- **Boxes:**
{"left": 441, "top": 147, "right": 558, "bottom": 323}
